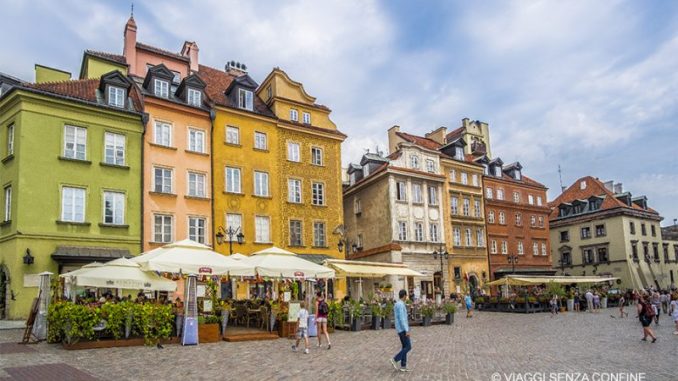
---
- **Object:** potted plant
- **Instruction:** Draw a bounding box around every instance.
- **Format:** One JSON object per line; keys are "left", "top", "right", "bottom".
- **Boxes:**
{"left": 420, "top": 302, "right": 434, "bottom": 326}
{"left": 370, "top": 302, "right": 383, "bottom": 330}
{"left": 349, "top": 300, "right": 362, "bottom": 332}
{"left": 443, "top": 301, "right": 457, "bottom": 325}
{"left": 198, "top": 314, "right": 222, "bottom": 343}
{"left": 382, "top": 300, "right": 394, "bottom": 329}
{"left": 566, "top": 290, "right": 575, "bottom": 312}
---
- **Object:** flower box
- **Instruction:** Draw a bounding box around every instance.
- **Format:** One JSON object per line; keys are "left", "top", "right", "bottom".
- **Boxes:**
{"left": 198, "top": 323, "right": 221, "bottom": 343}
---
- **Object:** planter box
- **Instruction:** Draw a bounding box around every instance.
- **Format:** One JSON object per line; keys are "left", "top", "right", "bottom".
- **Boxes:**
{"left": 445, "top": 313, "right": 454, "bottom": 325}
{"left": 350, "top": 319, "right": 361, "bottom": 332}
{"left": 62, "top": 336, "right": 179, "bottom": 350}
{"left": 277, "top": 320, "right": 297, "bottom": 338}
{"left": 382, "top": 318, "right": 392, "bottom": 329}
{"left": 371, "top": 316, "right": 382, "bottom": 330}
{"left": 198, "top": 323, "right": 221, "bottom": 343}
{"left": 422, "top": 316, "right": 432, "bottom": 326}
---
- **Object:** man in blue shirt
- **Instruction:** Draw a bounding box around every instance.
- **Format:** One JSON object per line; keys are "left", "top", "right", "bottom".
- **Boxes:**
{"left": 390, "top": 289, "right": 411, "bottom": 372}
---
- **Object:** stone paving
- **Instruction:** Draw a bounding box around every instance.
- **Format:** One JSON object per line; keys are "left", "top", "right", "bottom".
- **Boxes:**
{"left": 0, "top": 310, "right": 676, "bottom": 381}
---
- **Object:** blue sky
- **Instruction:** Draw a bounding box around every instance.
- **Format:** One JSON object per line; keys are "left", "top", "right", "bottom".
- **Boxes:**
{"left": 3, "top": 0, "right": 678, "bottom": 225}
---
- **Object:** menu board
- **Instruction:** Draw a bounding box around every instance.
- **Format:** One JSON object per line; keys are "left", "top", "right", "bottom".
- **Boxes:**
{"left": 287, "top": 302, "right": 300, "bottom": 322}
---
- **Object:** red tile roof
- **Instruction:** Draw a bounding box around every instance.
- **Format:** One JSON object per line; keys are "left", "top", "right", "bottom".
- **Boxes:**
{"left": 25, "top": 78, "right": 143, "bottom": 112}
{"left": 197, "top": 64, "right": 275, "bottom": 117}
{"left": 395, "top": 131, "right": 442, "bottom": 150}
{"left": 136, "top": 42, "right": 189, "bottom": 62}
{"left": 85, "top": 50, "right": 127, "bottom": 65}
{"left": 445, "top": 126, "right": 464, "bottom": 141}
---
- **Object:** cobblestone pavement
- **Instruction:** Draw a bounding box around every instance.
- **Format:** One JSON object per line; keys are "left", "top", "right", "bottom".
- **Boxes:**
{"left": 1, "top": 310, "right": 676, "bottom": 381}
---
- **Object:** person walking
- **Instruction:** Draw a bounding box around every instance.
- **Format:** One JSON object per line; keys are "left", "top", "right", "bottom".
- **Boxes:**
{"left": 660, "top": 291, "right": 668, "bottom": 315}
{"left": 390, "top": 290, "right": 412, "bottom": 372}
{"left": 637, "top": 295, "right": 657, "bottom": 343}
{"left": 464, "top": 293, "right": 473, "bottom": 318}
{"left": 315, "top": 292, "right": 331, "bottom": 349}
{"left": 573, "top": 292, "right": 581, "bottom": 312}
{"left": 585, "top": 290, "right": 594, "bottom": 312}
{"left": 670, "top": 293, "right": 678, "bottom": 335}
{"left": 619, "top": 294, "right": 628, "bottom": 318}
{"left": 651, "top": 291, "right": 661, "bottom": 325}
{"left": 291, "top": 301, "right": 310, "bottom": 354}
{"left": 549, "top": 295, "right": 558, "bottom": 317}
{"left": 592, "top": 292, "right": 600, "bottom": 312}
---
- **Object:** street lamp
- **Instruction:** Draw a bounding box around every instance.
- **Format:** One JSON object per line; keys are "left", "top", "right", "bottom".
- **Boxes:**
{"left": 507, "top": 254, "right": 519, "bottom": 274}
{"left": 432, "top": 242, "right": 449, "bottom": 293}
{"left": 215, "top": 226, "right": 244, "bottom": 255}
{"left": 337, "top": 238, "right": 357, "bottom": 256}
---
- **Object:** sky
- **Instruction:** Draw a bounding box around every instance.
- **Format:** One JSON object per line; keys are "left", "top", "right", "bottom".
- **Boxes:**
{"left": 2, "top": 0, "right": 677, "bottom": 225}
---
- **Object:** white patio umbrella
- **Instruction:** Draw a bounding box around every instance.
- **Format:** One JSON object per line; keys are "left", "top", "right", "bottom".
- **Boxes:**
{"left": 130, "top": 239, "right": 252, "bottom": 276}
{"left": 229, "top": 253, "right": 248, "bottom": 260}
{"left": 60, "top": 262, "right": 105, "bottom": 278}
{"left": 69, "top": 258, "right": 176, "bottom": 291}
{"left": 242, "top": 246, "right": 335, "bottom": 279}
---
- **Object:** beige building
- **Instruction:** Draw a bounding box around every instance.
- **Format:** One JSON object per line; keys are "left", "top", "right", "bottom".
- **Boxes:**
{"left": 549, "top": 176, "right": 678, "bottom": 290}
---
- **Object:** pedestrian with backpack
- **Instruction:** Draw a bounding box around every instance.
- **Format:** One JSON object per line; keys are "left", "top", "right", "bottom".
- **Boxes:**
{"left": 637, "top": 294, "right": 657, "bottom": 343}
{"left": 315, "top": 292, "right": 331, "bottom": 349}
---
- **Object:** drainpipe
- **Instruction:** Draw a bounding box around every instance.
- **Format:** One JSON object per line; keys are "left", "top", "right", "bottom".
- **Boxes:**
{"left": 209, "top": 108, "right": 216, "bottom": 249}
{"left": 140, "top": 112, "right": 149, "bottom": 254}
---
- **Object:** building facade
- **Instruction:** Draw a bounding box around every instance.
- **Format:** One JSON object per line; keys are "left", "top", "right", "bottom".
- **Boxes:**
{"left": 0, "top": 71, "right": 144, "bottom": 319}
{"left": 549, "top": 177, "right": 678, "bottom": 290}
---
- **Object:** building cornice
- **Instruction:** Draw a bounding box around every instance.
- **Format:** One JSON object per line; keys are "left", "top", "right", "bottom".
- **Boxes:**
{"left": 550, "top": 206, "right": 662, "bottom": 228}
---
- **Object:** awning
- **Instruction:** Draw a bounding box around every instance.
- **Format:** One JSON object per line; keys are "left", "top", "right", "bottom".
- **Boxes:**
{"left": 323, "top": 259, "right": 424, "bottom": 278}
{"left": 63, "top": 258, "right": 176, "bottom": 291}
{"left": 485, "top": 275, "right": 618, "bottom": 287}
{"left": 51, "top": 246, "right": 130, "bottom": 263}
{"left": 297, "top": 253, "right": 335, "bottom": 265}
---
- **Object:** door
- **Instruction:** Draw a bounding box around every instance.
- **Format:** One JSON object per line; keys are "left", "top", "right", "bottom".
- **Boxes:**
{"left": 420, "top": 281, "right": 433, "bottom": 300}
{"left": 0, "top": 266, "right": 8, "bottom": 319}
{"left": 469, "top": 274, "right": 479, "bottom": 298}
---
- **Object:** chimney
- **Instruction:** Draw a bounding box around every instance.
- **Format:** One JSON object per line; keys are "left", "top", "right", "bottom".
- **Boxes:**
{"left": 613, "top": 183, "right": 623, "bottom": 194}
{"left": 225, "top": 61, "right": 247, "bottom": 76}
{"left": 123, "top": 16, "right": 138, "bottom": 75}
{"left": 603, "top": 180, "right": 614, "bottom": 192}
{"left": 425, "top": 126, "right": 447, "bottom": 145}
{"left": 461, "top": 118, "right": 470, "bottom": 129}
{"left": 181, "top": 41, "right": 199, "bottom": 73}
{"left": 387, "top": 125, "right": 401, "bottom": 155}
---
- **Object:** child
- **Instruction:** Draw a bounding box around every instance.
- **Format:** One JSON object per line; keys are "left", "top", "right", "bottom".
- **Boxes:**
{"left": 291, "top": 301, "right": 310, "bottom": 354}
{"left": 464, "top": 294, "right": 473, "bottom": 318}
{"left": 618, "top": 294, "right": 627, "bottom": 318}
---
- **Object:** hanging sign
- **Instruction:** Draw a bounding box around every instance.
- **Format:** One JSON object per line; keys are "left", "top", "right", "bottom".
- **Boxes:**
{"left": 294, "top": 271, "right": 304, "bottom": 280}
{"left": 199, "top": 267, "right": 213, "bottom": 274}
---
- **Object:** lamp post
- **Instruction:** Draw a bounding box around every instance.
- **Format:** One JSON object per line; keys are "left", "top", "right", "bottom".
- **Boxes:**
{"left": 337, "top": 238, "right": 357, "bottom": 257}
{"left": 507, "top": 254, "right": 519, "bottom": 274}
{"left": 215, "top": 226, "right": 244, "bottom": 255}
{"left": 432, "top": 242, "right": 449, "bottom": 293}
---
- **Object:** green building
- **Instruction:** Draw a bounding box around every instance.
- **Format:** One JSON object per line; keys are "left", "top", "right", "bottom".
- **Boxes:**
{"left": 0, "top": 70, "right": 145, "bottom": 319}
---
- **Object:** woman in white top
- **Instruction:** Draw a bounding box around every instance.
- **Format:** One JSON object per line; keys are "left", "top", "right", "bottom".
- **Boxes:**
{"left": 670, "top": 294, "right": 678, "bottom": 335}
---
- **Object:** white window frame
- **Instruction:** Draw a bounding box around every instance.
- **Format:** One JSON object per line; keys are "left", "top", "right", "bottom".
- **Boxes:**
{"left": 3, "top": 186, "right": 11, "bottom": 222}
{"left": 7, "top": 124, "right": 14, "bottom": 156}
{"left": 474, "top": 199, "right": 481, "bottom": 217}
{"left": 410, "top": 155, "right": 419, "bottom": 169}
{"left": 455, "top": 146, "right": 464, "bottom": 159}
{"left": 290, "top": 109, "right": 299, "bottom": 122}
{"left": 414, "top": 222, "right": 424, "bottom": 242}
{"left": 461, "top": 172, "right": 468, "bottom": 185}
{"left": 488, "top": 210, "right": 495, "bottom": 223}
{"left": 255, "top": 216, "right": 271, "bottom": 243}
{"left": 154, "top": 121, "right": 172, "bottom": 147}
{"left": 238, "top": 88, "right": 253, "bottom": 111}
{"left": 463, "top": 198, "right": 470, "bottom": 216}
{"left": 64, "top": 125, "right": 87, "bottom": 160}
{"left": 497, "top": 189, "right": 504, "bottom": 200}
{"left": 311, "top": 147, "right": 323, "bottom": 166}
{"left": 476, "top": 228, "right": 484, "bottom": 247}
{"left": 465, "top": 228, "right": 472, "bottom": 247}
{"left": 225, "top": 167, "right": 242, "bottom": 194}
{"left": 104, "top": 132, "right": 125, "bottom": 166}
{"left": 313, "top": 221, "right": 326, "bottom": 247}
{"left": 398, "top": 221, "right": 408, "bottom": 241}
{"left": 188, "top": 128, "right": 205, "bottom": 153}
{"left": 312, "top": 182, "right": 325, "bottom": 205}
{"left": 499, "top": 211, "right": 506, "bottom": 225}
{"left": 287, "top": 142, "right": 301, "bottom": 162}
{"left": 485, "top": 187, "right": 493, "bottom": 199}
{"left": 491, "top": 240, "right": 497, "bottom": 254}
{"left": 430, "top": 223, "right": 439, "bottom": 242}
{"left": 187, "top": 88, "right": 202, "bottom": 107}
{"left": 226, "top": 213, "right": 243, "bottom": 241}
{"left": 513, "top": 191, "right": 520, "bottom": 203}
{"left": 153, "top": 167, "right": 173, "bottom": 194}
{"left": 472, "top": 174, "right": 479, "bottom": 186}
{"left": 425, "top": 159, "right": 435, "bottom": 173}
{"left": 515, "top": 213, "right": 522, "bottom": 226}
{"left": 453, "top": 227, "right": 461, "bottom": 246}
{"left": 153, "top": 214, "right": 173, "bottom": 243}
{"left": 302, "top": 112, "right": 311, "bottom": 124}
{"left": 61, "top": 186, "right": 86, "bottom": 223}
{"left": 154, "top": 79, "right": 169, "bottom": 98}
{"left": 226, "top": 126, "right": 240, "bottom": 145}
{"left": 289, "top": 219, "right": 303, "bottom": 246}
{"left": 537, "top": 196, "right": 543, "bottom": 206}
{"left": 427, "top": 186, "right": 438, "bottom": 205}
{"left": 541, "top": 243, "right": 547, "bottom": 256}
{"left": 533, "top": 242, "right": 539, "bottom": 256}
{"left": 412, "top": 183, "right": 423, "bottom": 204}
{"left": 108, "top": 85, "right": 126, "bottom": 108}
{"left": 396, "top": 182, "right": 407, "bottom": 201}
{"left": 449, "top": 169, "right": 456, "bottom": 182}
{"left": 501, "top": 241, "right": 508, "bottom": 255}
{"left": 254, "top": 171, "right": 269, "bottom": 197}
{"left": 103, "top": 191, "right": 125, "bottom": 225}
{"left": 528, "top": 194, "right": 535, "bottom": 205}
{"left": 517, "top": 241, "right": 524, "bottom": 255}
{"left": 187, "top": 171, "right": 206, "bottom": 198}
{"left": 288, "top": 179, "right": 302, "bottom": 203}
{"left": 451, "top": 197, "right": 458, "bottom": 215}
{"left": 188, "top": 216, "right": 206, "bottom": 244}
{"left": 254, "top": 132, "right": 267, "bottom": 150}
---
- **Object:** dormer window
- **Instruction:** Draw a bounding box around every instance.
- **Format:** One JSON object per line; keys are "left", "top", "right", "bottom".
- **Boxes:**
{"left": 455, "top": 146, "right": 464, "bottom": 160}
{"left": 171, "top": 71, "right": 181, "bottom": 83}
{"left": 107, "top": 86, "right": 125, "bottom": 108}
{"left": 493, "top": 166, "right": 502, "bottom": 177}
{"left": 154, "top": 79, "right": 169, "bottom": 98}
{"left": 514, "top": 170, "right": 521, "bottom": 180}
{"left": 238, "top": 88, "right": 253, "bottom": 111}
{"left": 425, "top": 159, "right": 435, "bottom": 173}
{"left": 187, "top": 88, "right": 201, "bottom": 106}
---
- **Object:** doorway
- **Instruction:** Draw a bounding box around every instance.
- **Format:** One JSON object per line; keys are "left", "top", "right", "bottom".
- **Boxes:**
{"left": 468, "top": 274, "right": 479, "bottom": 298}
{"left": 420, "top": 280, "right": 433, "bottom": 301}
{"left": 0, "top": 266, "right": 8, "bottom": 320}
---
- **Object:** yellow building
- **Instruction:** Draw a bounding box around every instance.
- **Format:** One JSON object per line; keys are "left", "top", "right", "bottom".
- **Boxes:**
{"left": 203, "top": 65, "right": 347, "bottom": 298}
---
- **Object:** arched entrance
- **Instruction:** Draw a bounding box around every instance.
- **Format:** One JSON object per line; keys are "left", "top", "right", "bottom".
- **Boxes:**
{"left": 468, "top": 273, "right": 479, "bottom": 298}
{"left": 0, "top": 266, "right": 9, "bottom": 320}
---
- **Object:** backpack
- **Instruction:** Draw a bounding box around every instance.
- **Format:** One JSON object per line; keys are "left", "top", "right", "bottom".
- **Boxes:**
{"left": 318, "top": 300, "right": 329, "bottom": 316}
{"left": 642, "top": 302, "right": 655, "bottom": 318}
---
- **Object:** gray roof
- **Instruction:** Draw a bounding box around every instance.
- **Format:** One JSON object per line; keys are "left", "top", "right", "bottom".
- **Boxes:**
{"left": 51, "top": 246, "right": 130, "bottom": 262}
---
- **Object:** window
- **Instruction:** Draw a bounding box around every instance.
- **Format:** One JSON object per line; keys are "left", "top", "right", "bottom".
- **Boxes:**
{"left": 465, "top": 228, "right": 472, "bottom": 247}
{"left": 513, "top": 191, "right": 520, "bottom": 203}
{"left": 226, "top": 126, "right": 240, "bottom": 145}
{"left": 538, "top": 216, "right": 544, "bottom": 227}
{"left": 494, "top": 166, "right": 502, "bottom": 177}
{"left": 188, "top": 217, "right": 206, "bottom": 244}
{"left": 354, "top": 199, "right": 362, "bottom": 214}
{"left": 490, "top": 240, "right": 497, "bottom": 254}
{"left": 171, "top": 71, "right": 181, "bottom": 83}
{"left": 476, "top": 229, "right": 484, "bottom": 247}
{"left": 629, "top": 221, "right": 636, "bottom": 234}
{"left": 652, "top": 243, "right": 659, "bottom": 262}
{"left": 312, "top": 182, "right": 324, "bottom": 205}
{"left": 290, "top": 109, "right": 299, "bottom": 122}
{"left": 453, "top": 227, "right": 461, "bottom": 246}
{"left": 455, "top": 146, "right": 464, "bottom": 159}
{"left": 64, "top": 125, "right": 87, "bottom": 160}
{"left": 426, "top": 159, "right": 435, "bottom": 173}
{"left": 104, "top": 132, "right": 125, "bottom": 165}
{"left": 486, "top": 187, "right": 493, "bottom": 199}
{"left": 3, "top": 186, "right": 10, "bottom": 221}
{"left": 187, "top": 172, "right": 206, "bottom": 197}
{"left": 533, "top": 242, "right": 539, "bottom": 256}
{"left": 541, "top": 243, "right": 547, "bottom": 256}
{"left": 461, "top": 172, "right": 468, "bottom": 185}
{"left": 153, "top": 214, "right": 173, "bottom": 243}
{"left": 154, "top": 121, "right": 171, "bottom": 147}
{"left": 488, "top": 210, "right": 495, "bottom": 223}
{"left": 517, "top": 241, "right": 524, "bottom": 255}
{"left": 515, "top": 213, "right": 522, "bottom": 226}
{"left": 61, "top": 187, "right": 85, "bottom": 222}
{"left": 287, "top": 142, "right": 300, "bottom": 162}
{"left": 537, "top": 196, "right": 543, "bottom": 206}
{"left": 288, "top": 179, "right": 302, "bottom": 203}
{"left": 499, "top": 211, "right": 506, "bottom": 225}
{"left": 560, "top": 231, "right": 569, "bottom": 242}
{"left": 472, "top": 174, "right": 479, "bottom": 186}
{"left": 663, "top": 244, "right": 670, "bottom": 262}
{"left": 396, "top": 182, "right": 407, "bottom": 201}
{"left": 530, "top": 215, "right": 536, "bottom": 227}
{"left": 254, "top": 171, "right": 269, "bottom": 197}
{"left": 528, "top": 195, "right": 534, "bottom": 205}
{"left": 187, "top": 88, "right": 201, "bottom": 106}
{"left": 583, "top": 249, "right": 594, "bottom": 264}
{"left": 357, "top": 234, "right": 364, "bottom": 249}
{"left": 302, "top": 112, "right": 311, "bottom": 124}
{"left": 103, "top": 191, "right": 124, "bottom": 225}
{"left": 154, "top": 79, "right": 169, "bottom": 98}
{"left": 108, "top": 86, "right": 125, "bottom": 108}
{"left": 289, "top": 220, "right": 303, "bottom": 246}
{"left": 430, "top": 223, "right": 439, "bottom": 242}
{"left": 398, "top": 221, "right": 408, "bottom": 241}
{"left": 7, "top": 124, "right": 14, "bottom": 156}
{"left": 463, "top": 198, "right": 470, "bottom": 216}
{"left": 595, "top": 224, "right": 606, "bottom": 237}
{"left": 501, "top": 241, "right": 508, "bottom": 255}
{"left": 225, "top": 167, "right": 241, "bottom": 193}
{"left": 581, "top": 227, "right": 591, "bottom": 239}
{"left": 496, "top": 189, "right": 504, "bottom": 200}
{"left": 188, "top": 129, "right": 205, "bottom": 153}
{"left": 412, "top": 184, "right": 423, "bottom": 203}
{"left": 410, "top": 155, "right": 419, "bottom": 169}
{"left": 266, "top": 85, "right": 272, "bottom": 99}
{"left": 631, "top": 242, "right": 639, "bottom": 261}
{"left": 561, "top": 251, "right": 572, "bottom": 265}
{"left": 238, "top": 88, "right": 253, "bottom": 110}
{"left": 311, "top": 147, "right": 323, "bottom": 166}
{"left": 255, "top": 216, "right": 270, "bottom": 243}
{"left": 153, "top": 167, "right": 173, "bottom": 193}
{"left": 414, "top": 222, "right": 424, "bottom": 242}
{"left": 226, "top": 214, "right": 242, "bottom": 241}
{"left": 427, "top": 186, "right": 438, "bottom": 205}
{"left": 254, "top": 132, "right": 267, "bottom": 150}
{"left": 641, "top": 223, "right": 646, "bottom": 236}
{"left": 651, "top": 225, "right": 656, "bottom": 237}
{"left": 451, "top": 197, "right": 458, "bottom": 215}
{"left": 597, "top": 247, "right": 608, "bottom": 262}
{"left": 313, "top": 221, "right": 326, "bottom": 247}
{"left": 474, "top": 199, "right": 481, "bottom": 217}
{"left": 449, "top": 169, "right": 456, "bottom": 182}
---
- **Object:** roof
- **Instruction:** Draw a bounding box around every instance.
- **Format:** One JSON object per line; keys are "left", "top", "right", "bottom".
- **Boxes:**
{"left": 548, "top": 176, "right": 659, "bottom": 220}
{"left": 136, "top": 42, "right": 189, "bottom": 62}
{"left": 51, "top": 246, "right": 130, "bottom": 263}
{"left": 445, "top": 126, "right": 464, "bottom": 142}
{"left": 395, "top": 131, "right": 441, "bottom": 151}
{"left": 197, "top": 64, "right": 275, "bottom": 117}
{"left": 84, "top": 50, "right": 127, "bottom": 65}
{"left": 484, "top": 171, "right": 546, "bottom": 188}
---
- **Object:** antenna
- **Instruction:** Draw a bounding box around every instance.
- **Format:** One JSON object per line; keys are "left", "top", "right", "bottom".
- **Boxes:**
{"left": 558, "top": 164, "right": 565, "bottom": 192}
{"left": 131, "top": 3, "right": 134, "bottom": 17}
